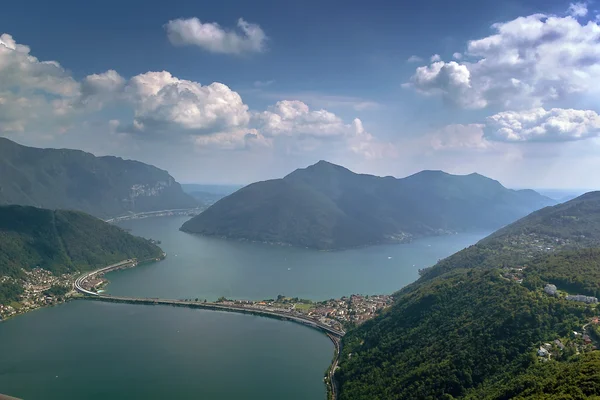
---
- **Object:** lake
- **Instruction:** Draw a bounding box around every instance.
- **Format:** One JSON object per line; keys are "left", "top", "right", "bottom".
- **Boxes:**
{"left": 106, "top": 216, "right": 489, "bottom": 301}
{"left": 0, "top": 301, "right": 332, "bottom": 400}
{"left": 0, "top": 215, "right": 489, "bottom": 399}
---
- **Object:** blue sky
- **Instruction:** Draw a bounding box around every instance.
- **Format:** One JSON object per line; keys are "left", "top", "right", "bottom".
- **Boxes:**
{"left": 1, "top": 0, "right": 600, "bottom": 188}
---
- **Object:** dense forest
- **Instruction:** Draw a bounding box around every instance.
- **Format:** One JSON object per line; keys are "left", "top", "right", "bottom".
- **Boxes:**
{"left": 0, "top": 205, "right": 163, "bottom": 278}
{"left": 337, "top": 192, "right": 600, "bottom": 399}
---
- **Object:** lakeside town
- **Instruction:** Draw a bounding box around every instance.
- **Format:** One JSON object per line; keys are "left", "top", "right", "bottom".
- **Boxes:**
{"left": 216, "top": 293, "right": 394, "bottom": 331}
{"left": 0, "top": 268, "right": 76, "bottom": 320}
{"left": 1, "top": 264, "right": 393, "bottom": 329}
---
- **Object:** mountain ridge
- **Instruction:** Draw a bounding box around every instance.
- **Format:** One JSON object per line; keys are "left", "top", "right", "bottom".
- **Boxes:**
{"left": 0, "top": 137, "right": 197, "bottom": 218}
{"left": 181, "top": 160, "right": 555, "bottom": 250}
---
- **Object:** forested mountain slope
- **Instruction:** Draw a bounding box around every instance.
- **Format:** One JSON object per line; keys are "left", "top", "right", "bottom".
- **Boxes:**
{"left": 0, "top": 205, "right": 162, "bottom": 278}
{"left": 0, "top": 137, "right": 197, "bottom": 218}
{"left": 181, "top": 161, "right": 554, "bottom": 249}
{"left": 337, "top": 192, "right": 600, "bottom": 400}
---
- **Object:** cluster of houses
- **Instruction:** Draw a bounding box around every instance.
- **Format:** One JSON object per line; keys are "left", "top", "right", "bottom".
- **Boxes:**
{"left": 544, "top": 284, "right": 598, "bottom": 304}
{"left": 566, "top": 294, "right": 598, "bottom": 304}
{"left": 0, "top": 268, "right": 75, "bottom": 320}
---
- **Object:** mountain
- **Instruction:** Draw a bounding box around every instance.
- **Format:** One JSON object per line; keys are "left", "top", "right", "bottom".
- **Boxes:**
{"left": 180, "top": 161, "right": 555, "bottom": 249}
{"left": 0, "top": 137, "right": 197, "bottom": 218}
{"left": 419, "top": 191, "right": 600, "bottom": 281}
{"left": 0, "top": 205, "right": 163, "bottom": 304}
{"left": 336, "top": 192, "right": 600, "bottom": 399}
{"left": 0, "top": 205, "right": 163, "bottom": 278}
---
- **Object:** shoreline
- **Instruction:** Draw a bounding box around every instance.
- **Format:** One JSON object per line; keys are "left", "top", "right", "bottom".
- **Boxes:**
{"left": 73, "top": 259, "right": 350, "bottom": 399}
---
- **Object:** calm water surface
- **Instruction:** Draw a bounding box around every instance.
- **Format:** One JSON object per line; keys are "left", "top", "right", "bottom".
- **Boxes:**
{"left": 0, "top": 215, "right": 489, "bottom": 400}
{"left": 0, "top": 301, "right": 332, "bottom": 399}
{"left": 107, "top": 215, "right": 490, "bottom": 301}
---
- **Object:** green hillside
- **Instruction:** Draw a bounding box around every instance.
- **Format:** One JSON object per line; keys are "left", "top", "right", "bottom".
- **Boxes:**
{"left": 0, "top": 137, "right": 197, "bottom": 218}
{"left": 181, "top": 161, "right": 554, "bottom": 249}
{"left": 336, "top": 192, "right": 600, "bottom": 400}
{"left": 0, "top": 205, "right": 163, "bottom": 278}
{"left": 420, "top": 191, "right": 600, "bottom": 281}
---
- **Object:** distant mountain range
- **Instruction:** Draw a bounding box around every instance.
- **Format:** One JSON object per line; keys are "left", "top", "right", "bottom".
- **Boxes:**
{"left": 337, "top": 191, "right": 600, "bottom": 399}
{"left": 0, "top": 138, "right": 197, "bottom": 218}
{"left": 181, "top": 184, "right": 243, "bottom": 206}
{"left": 181, "top": 160, "right": 556, "bottom": 249}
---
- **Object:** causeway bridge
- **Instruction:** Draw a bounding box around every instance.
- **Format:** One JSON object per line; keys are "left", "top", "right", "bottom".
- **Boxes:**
{"left": 74, "top": 261, "right": 345, "bottom": 338}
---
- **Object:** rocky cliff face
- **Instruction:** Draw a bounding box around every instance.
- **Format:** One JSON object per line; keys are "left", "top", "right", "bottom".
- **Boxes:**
{"left": 0, "top": 137, "right": 197, "bottom": 218}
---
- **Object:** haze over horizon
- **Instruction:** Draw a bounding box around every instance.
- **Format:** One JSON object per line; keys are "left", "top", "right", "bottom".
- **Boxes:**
{"left": 2, "top": 0, "right": 600, "bottom": 188}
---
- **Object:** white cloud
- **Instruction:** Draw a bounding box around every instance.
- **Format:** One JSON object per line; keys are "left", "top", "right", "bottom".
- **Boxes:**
{"left": 0, "top": 32, "right": 391, "bottom": 160}
{"left": 452, "top": 52, "right": 463, "bottom": 60}
{"left": 82, "top": 70, "right": 125, "bottom": 96}
{"left": 405, "top": 61, "right": 487, "bottom": 108}
{"left": 0, "top": 33, "right": 80, "bottom": 134}
{"left": 407, "top": 55, "right": 423, "bottom": 63}
{"left": 193, "top": 128, "right": 270, "bottom": 151}
{"left": 256, "top": 100, "right": 357, "bottom": 138}
{"left": 258, "top": 91, "right": 380, "bottom": 111}
{"left": 485, "top": 107, "right": 600, "bottom": 142}
{"left": 80, "top": 70, "right": 126, "bottom": 108}
{"left": 165, "top": 17, "right": 267, "bottom": 55}
{"left": 125, "top": 71, "right": 250, "bottom": 134}
{"left": 567, "top": 2, "right": 588, "bottom": 17}
{"left": 254, "top": 100, "right": 394, "bottom": 159}
{"left": 0, "top": 33, "right": 80, "bottom": 97}
{"left": 428, "top": 124, "right": 490, "bottom": 150}
{"left": 430, "top": 54, "right": 441, "bottom": 62}
{"left": 406, "top": 10, "right": 600, "bottom": 109}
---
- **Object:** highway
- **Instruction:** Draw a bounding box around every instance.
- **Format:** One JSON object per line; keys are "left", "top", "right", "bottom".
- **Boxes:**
{"left": 104, "top": 208, "right": 200, "bottom": 223}
{"left": 74, "top": 261, "right": 345, "bottom": 338}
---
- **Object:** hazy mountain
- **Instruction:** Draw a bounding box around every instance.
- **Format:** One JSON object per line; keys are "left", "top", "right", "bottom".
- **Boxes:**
{"left": 0, "top": 138, "right": 197, "bottom": 218}
{"left": 181, "top": 184, "right": 243, "bottom": 207}
{"left": 337, "top": 191, "right": 600, "bottom": 399}
{"left": 181, "top": 160, "right": 555, "bottom": 249}
{"left": 0, "top": 205, "right": 163, "bottom": 278}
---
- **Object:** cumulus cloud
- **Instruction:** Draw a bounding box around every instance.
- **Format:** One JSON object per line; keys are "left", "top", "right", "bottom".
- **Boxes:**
{"left": 428, "top": 124, "right": 489, "bottom": 150}
{"left": 404, "top": 61, "right": 487, "bottom": 108}
{"left": 256, "top": 100, "right": 360, "bottom": 138}
{"left": 0, "top": 33, "right": 79, "bottom": 97}
{"left": 452, "top": 52, "right": 463, "bottom": 60}
{"left": 165, "top": 17, "right": 267, "bottom": 54}
{"left": 81, "top": 70, "right": 125, "bottom": 96}
{"left": 0, "top": 33, "right": 81, "bottom": 134}
{"left": 485, "top": 107, "right": 600, "bottom": 142}
{"left": 407, "top": 55, "right": 423, "bottom": 63}
{"left": 254, "top": 100, "right": 395, "bottom": 158}
{"left": 193, "top": 129, "right": 270, "bottom": 151}
{"left": 567, "top": 2, "right": 588, "bottom": 17}
{"left": 405, "top": 9, "right": 600, "bottom": 109}
{"left": 430, "top": 54, "right": 441, "bottom": 62}
{"left": 0, "top": 32, "right": 391, "bottom": 159}
{"left": 124, "top": 71, "right": 250, "bottom": 135}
